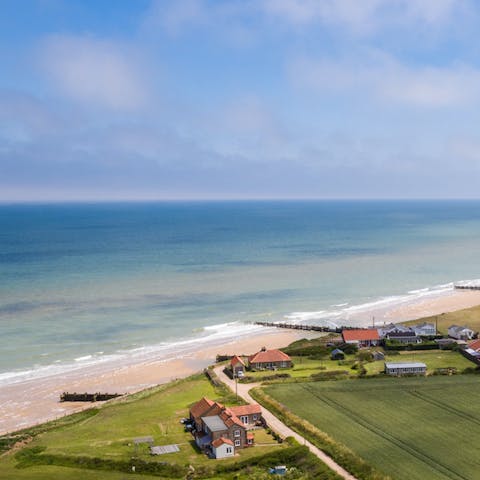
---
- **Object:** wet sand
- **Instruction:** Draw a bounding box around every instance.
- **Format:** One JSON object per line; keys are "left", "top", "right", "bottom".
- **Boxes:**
{"left": 2, "top": 289, "right": 480, "bottom": 436}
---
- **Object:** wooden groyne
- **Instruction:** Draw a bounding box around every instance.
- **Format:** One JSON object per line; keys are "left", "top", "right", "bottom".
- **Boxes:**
{"left": 254, "top": 321, "right": 347, "bottom": 333}
{"left": 454, "top": 284, "right": 480, "bottom": 291}
{"left": 60, "top": 392, "right": 123, "bottom": 402}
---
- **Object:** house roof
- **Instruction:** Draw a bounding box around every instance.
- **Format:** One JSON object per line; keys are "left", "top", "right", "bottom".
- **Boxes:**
{"left": 191, "top": 397, "right": 254, "bottom": 430}
{"left": 230, "top": 355, "right": 245, "bottom": 367}
{"left": 449, "top": 325, "right": 472, "bottom": 332}
{"left": 202, "top": 415, "right": 228, "bottom": 432}
{"left": 342, "top": 329, "right": 379, "bottom": 342}
{"left": 190, "top": 397, "right": 215, "bottom": 419}
{"left": 469, "top": 339, "right": 480, "bottom": 351}
{"left": 212, "top": 437, "right": 234, "bottom": 448}
{"left": 249, "top": 349, "right": 291, "bottom": 364}
{"left": 230, "top": 403, "right": 262, "bottom": 417}
{"left": 331, "top": 348, "right": 344, "bottom": 355}
{"left": 414, "top": 322, "right": 435, "bottom": 329}
{"left": 387, "top": 331, "right": 417, "bottom": 338}
{"left": 385, "top": 362, "right": 426, "bottom": 369}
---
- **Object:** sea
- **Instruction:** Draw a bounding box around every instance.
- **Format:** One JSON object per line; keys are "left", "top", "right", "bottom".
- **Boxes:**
{"left": 1, "top": 200, "right": 480, "bottom": 385}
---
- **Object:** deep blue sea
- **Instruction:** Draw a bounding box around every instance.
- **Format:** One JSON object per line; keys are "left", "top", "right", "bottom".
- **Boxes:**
{"left": 1, "top": 200, "right": 480, "bottom": 382}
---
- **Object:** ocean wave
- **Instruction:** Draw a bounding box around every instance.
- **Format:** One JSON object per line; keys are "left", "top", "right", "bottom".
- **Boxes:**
{"left": 0, "top": 279, "right": 473, "bottom": 388}
{"left": 283, "top": 281, "right": 457, "bottom": 327}
{"left": 0, "top": 319, "right": 268, "bottom": 387}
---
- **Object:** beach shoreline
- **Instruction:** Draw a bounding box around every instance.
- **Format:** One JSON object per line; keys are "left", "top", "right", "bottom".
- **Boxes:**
{"left": 2, "top": 288, "right": 480, "bottom": 436}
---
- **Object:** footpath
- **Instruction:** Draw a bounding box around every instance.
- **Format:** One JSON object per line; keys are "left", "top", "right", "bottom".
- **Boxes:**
{"left": 213, "top": 365, "right": 357, "bottom": 480}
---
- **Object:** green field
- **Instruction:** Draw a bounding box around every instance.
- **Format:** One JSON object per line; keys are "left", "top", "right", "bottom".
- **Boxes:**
{"left": 264, "top": 375, "right": 480, "bottom": 480}
{"left": 0, "top": 373, "right": 337, "bottom": 480}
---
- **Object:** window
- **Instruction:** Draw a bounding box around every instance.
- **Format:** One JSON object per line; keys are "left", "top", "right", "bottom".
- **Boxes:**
{"left": 235, "top": 439, "right": 241, "bottom": 447}
{"left": 240, "top": 416, "right": 248, "bottom": 424}
{"left": 252, "top": 415, "right": 257, "bottom": 421}
{"left": 226, "top": 447, "right": 232, "bottom": 454}
{"left": 234, "top": 430, "right": 240, "bottom": 437}
{"left": 247, "top": 438, "right": 253, "bottom": 444}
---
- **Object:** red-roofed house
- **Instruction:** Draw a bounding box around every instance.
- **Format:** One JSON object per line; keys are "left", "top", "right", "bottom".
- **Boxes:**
{"left": 468, "top": 339, "right": 480, "bottom": 352}
{"left": 342, "top": 329, "right": 380, "bottom": 347}
{"left": 230, "top": 355, "right": 245, "bottom": 377}
{"left": 248, "top": 348, "right": 292, "bottom": 370}
{"left": 189, "top": 397, "right": 262, "bottom": 458}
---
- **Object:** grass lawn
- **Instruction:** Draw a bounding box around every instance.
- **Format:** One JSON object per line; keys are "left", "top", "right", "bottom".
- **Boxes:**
{"left": 0, "top": 373, "right": 305, "bottom": 480}
{"left": 363, "top": 350, "right": 473, "bottom": 375}
{"left": 242, "top": 355, "right": 355, "bottom": 382}
{"left": 242, "top": 349, "right": 473, "bottom": 382}
{"left": 264, "top": 375, "right": 480, "bottom": 480}
{"left": 404, "top": 303, "right": 480, "bottom": 335}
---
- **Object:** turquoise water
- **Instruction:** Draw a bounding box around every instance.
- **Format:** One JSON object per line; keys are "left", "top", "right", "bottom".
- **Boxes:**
{"left": 1, "top": 200, "right": 480, "bottom": 380}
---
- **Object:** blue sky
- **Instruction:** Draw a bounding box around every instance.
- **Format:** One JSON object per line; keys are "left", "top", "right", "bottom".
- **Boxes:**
{"left": 1, "top": 0, "right": 480, "bottom": 200}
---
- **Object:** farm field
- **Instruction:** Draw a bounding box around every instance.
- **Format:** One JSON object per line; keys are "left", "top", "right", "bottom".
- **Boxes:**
{"left": 264, "top": 375, "right": 480, "bottom": 480}
{"left": 0, "top": 373, "right": 336, "bottom": 480}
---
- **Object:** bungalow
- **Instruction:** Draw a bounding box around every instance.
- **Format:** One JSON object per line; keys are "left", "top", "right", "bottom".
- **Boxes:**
{"left": 230, "top": 355, "right": 245, "bottom": 377}
{"left": 189, "top": 397, "right": 262, "bottom": 458}
{"left": 448, "top": 325, "right": 475, "bottom": 341}
{"left": 248, "top": 348, "right": 292, "bottom": 370}
{"left": 385, "top": 362, "right": 427, "bottom": 376}
{"left": 377, "top": 323, "right": 411, "bottom": 338}
{"left": 412, "top": 322, "right": 436, "bottom": 336}
{"left": 342, "top": 329, "right": 380, "bottom": 348}
{"left": 468, "top": 339, "right": 480, "bottom": 352}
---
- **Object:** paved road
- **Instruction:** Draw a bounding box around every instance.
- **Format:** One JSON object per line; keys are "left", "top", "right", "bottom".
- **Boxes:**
{"left": 213, "top": 366, "right": 357, "bottom": 480}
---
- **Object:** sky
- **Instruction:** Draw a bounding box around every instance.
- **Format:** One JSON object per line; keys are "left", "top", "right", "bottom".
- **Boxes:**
{"left": 1, "top": 0, "right": 480, "bottom": 201}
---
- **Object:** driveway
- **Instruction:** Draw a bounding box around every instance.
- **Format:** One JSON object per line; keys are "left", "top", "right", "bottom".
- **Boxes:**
{"left": 213, "top": 366, "right": 357, "bottom": 480}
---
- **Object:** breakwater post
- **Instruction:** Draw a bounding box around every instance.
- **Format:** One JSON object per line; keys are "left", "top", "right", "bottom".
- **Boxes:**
{"left": 60, "top": 392, "right": 123, "bottom": 402}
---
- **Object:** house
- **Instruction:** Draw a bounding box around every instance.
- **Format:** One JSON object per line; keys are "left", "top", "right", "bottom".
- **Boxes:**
{"left": 384, "top": 362, "right": 426, "bottom": 376}
{"left": 330, "top": 348, "right": 345, "bottom": 360}
{"left": 342, "top": 329, "right": 380, "bottom": 347}
{"left": 189, "top": 397, "right": 262, "bottom": 458}
{"left": 412, "top": 322, "right": 436, "bottom": 336}
{"left": 448, "top": 325, "right": 475, "bottom": 341}
{"left": 377, "top": 323, "right": 412, "bottom": 338}
{"left": 468, "top": 339, "right": 480, "bottom": 352}
{"left": 385, "top": 330, "right": 421, "bottom": 344}
{"left": 230, "top": 355, "right": 245, "bottom": 377}
{"left": 248, "top": 348, "right": 292, "bottom": 370}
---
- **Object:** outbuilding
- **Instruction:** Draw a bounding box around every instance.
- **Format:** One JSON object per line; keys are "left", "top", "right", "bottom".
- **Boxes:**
{"left": 211, "top": 437, "right": 234, "bottom": 459}
{"left": 384, "top": 362, "right": 426, "bottom": 376}
{"left": 330, "top": 348, "right": 345, "bottom": 360}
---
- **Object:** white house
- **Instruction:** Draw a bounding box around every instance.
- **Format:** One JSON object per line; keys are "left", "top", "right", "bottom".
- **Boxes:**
{"left": 211, "top": 437, "right": 234, "bottom": 459}
{"left": 412, "top": 322, "right": 436, "bottom": 336}
{"left": 448, "top": 325, "right": 475, "bottom": 340}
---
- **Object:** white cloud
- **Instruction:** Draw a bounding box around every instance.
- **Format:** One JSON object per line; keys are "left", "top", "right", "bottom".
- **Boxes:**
{"left": 39, "top": 35, "right": 149, "bottom": 110}
{"left": 261, "top": 0, "right": 466, "bottom": 32}
{"left": 290, "top": 53, "right": 480, "bottom": 108}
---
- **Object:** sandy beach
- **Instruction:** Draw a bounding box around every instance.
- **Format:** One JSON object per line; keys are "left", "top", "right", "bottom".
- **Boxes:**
{"left": 1, "top": 288, "right": 480, "bottom": 436}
